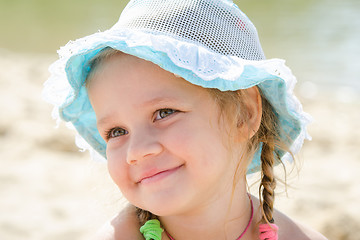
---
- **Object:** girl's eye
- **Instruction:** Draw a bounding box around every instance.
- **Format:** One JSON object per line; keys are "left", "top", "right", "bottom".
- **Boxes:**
{"left": 155, "top": 108, "right": 178, "bottom": 120}
{"left": 106, "top": 127, "right": 128, "bottom": 140}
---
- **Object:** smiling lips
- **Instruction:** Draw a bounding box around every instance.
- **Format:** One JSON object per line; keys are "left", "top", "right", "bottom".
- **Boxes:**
{"left": 138, "top": 165, "right": 183, "bottom": 184}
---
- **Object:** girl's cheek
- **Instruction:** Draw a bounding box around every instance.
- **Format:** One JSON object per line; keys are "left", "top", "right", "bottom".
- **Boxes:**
{"left": 106, "top": 143, "right": 122, "bottom": 162}
{"left": 106, "top": 137, "right": 129, "bottom": 162}
{"left": 164, "top": 123, "right": 197, "bottom": 155}
{"left": 106, "top": 146, "right": 128, "bottom": 184}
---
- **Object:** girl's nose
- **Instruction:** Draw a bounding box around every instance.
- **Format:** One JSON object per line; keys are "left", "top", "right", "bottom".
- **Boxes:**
{"left": 126, "top": 129, "right": 163, "bottom": 165}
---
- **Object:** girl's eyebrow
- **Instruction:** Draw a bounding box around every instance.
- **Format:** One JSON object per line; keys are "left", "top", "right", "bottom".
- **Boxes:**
{"left": 97, "top": 115, "right": 115, "bottom": 129}
{"left": 135, "top": 96, "right": 180, "bottom": 108}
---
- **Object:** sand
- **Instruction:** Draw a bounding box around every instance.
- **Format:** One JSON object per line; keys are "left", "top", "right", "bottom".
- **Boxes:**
{"left": 1, "top": 49, "right": 359, "bottom": 240}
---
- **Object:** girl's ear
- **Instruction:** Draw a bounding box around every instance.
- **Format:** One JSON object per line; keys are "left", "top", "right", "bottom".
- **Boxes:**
{"left": 237, "top": 86, "right": 262, "bottom": 142}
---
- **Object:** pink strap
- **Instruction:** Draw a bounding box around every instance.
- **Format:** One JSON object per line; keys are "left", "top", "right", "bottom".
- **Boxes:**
{"left": 259, "top": 223, "right": 279, "bottom": 240}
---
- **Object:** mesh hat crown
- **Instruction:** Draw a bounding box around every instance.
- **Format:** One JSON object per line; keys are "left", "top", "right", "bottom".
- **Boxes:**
{"left": 43, "top": 0, "right": 312, "bottom": 174}
{"left": 115, "top": 0, "right": 265, "bottom": 60}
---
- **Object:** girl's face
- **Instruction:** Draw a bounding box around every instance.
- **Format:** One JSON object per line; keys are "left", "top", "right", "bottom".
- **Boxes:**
{"left": 88, "top": 53, "right": 246, "bottom": 216}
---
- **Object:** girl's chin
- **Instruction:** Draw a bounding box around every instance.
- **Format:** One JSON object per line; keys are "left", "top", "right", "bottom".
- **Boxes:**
{"left": 135, "top": 197, "right": 190, "bottom": 217}
{"left": 138, "top": 203, "right": 182, "bottom": 216}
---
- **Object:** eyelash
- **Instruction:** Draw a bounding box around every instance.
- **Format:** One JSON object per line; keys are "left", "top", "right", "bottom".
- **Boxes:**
{"left": 105, "top": 127, "right": 128, "bottom": 140}
{"left": 154, "top": 108, "right": 178, "bottom": 121}
{"left": 105, "top": 108, "right": 179, "bottom": 140}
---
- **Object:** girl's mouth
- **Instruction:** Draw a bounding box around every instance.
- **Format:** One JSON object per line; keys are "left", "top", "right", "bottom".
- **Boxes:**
{"left": 138, "top": 165, "right": 183, "bottom": 184}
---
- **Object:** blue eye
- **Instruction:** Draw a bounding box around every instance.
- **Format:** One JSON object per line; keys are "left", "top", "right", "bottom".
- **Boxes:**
{"left": 155, "top": 108, "right": 177, "bottom": 120}
{"left": 106, "top": 127, "right": 128, "bottom": 140}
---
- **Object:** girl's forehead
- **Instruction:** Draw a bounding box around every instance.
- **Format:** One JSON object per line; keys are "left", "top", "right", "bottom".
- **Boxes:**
{"left": 89, "top": 53, "right": 210, "bottom": 104}
{"left": 92, "top": 52, "right": 204, "bottom": 94}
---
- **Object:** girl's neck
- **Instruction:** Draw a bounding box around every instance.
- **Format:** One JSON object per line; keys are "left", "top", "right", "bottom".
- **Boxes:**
{"left": 159, "top": 183, "right": 255, "bottom": 240}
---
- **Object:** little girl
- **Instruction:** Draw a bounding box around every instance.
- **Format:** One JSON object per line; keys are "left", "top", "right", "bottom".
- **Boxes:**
{"left": 43, "top": 0, "right": 327, "bottom": 239}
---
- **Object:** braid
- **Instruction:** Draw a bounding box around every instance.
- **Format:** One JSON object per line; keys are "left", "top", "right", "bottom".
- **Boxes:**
{"left": 257, "top": 96, "right": 282, "bottom": 225}
{"left": 259, "top": 140, "right": 277, "bottom": 224}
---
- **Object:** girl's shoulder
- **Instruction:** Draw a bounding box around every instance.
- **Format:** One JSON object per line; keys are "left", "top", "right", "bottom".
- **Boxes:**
{"left": 249, "top": 195, "right": 327, "bottom": 240}
{"left": 273, "top": 208, "right": 328, "bottom": 240}
{"left": 92, "top": 204, "right": 143, "bottom": 240}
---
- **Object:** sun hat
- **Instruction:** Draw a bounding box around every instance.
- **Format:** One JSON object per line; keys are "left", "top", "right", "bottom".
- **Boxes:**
{"left": 43, "top": 0, "right": 312, "bottom": 174}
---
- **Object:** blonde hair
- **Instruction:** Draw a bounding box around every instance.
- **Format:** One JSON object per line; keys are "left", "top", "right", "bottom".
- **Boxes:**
{"left": 86, "top": 48, "right": 292, "bottom": 226}
{"left": 207, "top": 88, "right": 290, "bottom": 225}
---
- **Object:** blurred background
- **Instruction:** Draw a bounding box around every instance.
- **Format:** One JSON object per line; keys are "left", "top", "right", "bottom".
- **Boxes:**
{"left": 0, "top": 0, "right": 359, "bottom": 239}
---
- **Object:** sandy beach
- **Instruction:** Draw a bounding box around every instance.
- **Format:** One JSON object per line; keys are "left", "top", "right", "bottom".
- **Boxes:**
{"left": 1, "top": 49, "right": 359, "bottom": 240}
